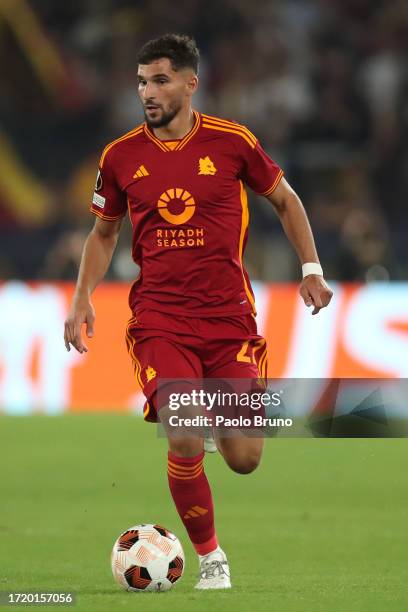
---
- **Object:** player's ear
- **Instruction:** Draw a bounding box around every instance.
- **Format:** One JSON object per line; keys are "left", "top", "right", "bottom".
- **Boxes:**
{"left": 186, "top": 74, "right": 198, "bottom": 95}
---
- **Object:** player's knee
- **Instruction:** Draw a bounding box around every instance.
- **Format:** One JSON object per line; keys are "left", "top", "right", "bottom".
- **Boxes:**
{"left": 168, "top": 438, "right": 203, "bottom": 458}
{"left": 227, "top": 451, "right": 261, "bottom": 474}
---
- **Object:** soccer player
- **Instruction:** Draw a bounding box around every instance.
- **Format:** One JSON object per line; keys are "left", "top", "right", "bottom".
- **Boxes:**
{"left": 64, "top": 34, "right": 333, "bottom": 589}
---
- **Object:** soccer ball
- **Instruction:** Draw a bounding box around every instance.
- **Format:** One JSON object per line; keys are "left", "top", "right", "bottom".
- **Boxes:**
{"left": 111, "top": 524, "right": 184, "bottom": 592}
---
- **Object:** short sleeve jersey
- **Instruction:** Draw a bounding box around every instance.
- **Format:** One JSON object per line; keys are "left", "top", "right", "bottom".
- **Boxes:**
{"left": 91, "top": 111, "right": 283, "bottom": 317}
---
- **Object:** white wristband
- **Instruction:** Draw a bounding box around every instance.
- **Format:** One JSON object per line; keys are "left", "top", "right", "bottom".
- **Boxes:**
{"left": 302, "top": 262, "right": 323, "bottom": 278}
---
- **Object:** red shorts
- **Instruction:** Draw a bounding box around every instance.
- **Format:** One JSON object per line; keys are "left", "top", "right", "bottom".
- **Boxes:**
{"left": 125, "top": 309, "right": 268, "bottom": 422}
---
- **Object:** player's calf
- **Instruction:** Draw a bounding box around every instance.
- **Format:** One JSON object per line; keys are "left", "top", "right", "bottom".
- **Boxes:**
{"left": 217, "top": 436, "right": 264, "bottom": 474}
{"left": 166, "top": 433, "right": 222, "bottom": 569}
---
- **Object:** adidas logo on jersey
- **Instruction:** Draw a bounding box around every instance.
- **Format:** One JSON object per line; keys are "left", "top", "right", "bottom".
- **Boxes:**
{"left": 133, "top": 165, "right": 149, "bottom": 179}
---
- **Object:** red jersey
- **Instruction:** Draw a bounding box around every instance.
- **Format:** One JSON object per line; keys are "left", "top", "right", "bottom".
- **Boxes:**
{"left": 90, "top": 111, "right": 283, "bottom": 317}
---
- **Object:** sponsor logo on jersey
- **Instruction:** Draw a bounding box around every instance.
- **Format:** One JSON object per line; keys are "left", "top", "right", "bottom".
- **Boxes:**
{"left": 154, "top": 187, "right": 206, "bottom": 248}
{"left": 156, "top": 227, "right": 205, "bottom": 249}
{"left": 92, "top": 192, "right": 106, "bottom": 209}
{"left": 198, "top": 156, "right": 217, "bottom": 175}
{"left": 157, "top": 188, "right": 196, "bottom": 225}
{"left": 133, "top": 165, "right": 149, "bottom": 179}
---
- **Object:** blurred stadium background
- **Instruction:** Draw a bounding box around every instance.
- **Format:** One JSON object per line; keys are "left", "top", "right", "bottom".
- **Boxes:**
{"left": 1, "top": 0, "right": 408, "bottom": 413}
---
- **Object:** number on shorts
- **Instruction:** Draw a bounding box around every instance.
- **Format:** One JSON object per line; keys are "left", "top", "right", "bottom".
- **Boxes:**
{"left": 236, "top": 340, "right": 254, "bottom": 364}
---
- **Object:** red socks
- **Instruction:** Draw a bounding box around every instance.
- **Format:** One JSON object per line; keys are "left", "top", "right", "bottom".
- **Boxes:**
{"left": 167, "top": 451, "right": 218, "bottom": 555}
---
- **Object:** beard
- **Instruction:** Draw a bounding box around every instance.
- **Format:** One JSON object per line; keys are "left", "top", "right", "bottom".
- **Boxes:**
{"left": 144, "top": 102, "right": 181, "bottom": 128}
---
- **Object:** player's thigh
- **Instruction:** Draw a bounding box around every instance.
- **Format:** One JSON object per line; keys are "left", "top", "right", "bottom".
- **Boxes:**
{"left": 126, "top": 331, "right": 204, "bottom": 455}
{"left": 204, "top": 332, "right": 267, "bottom": 473}
{"left": 205, "top": 334, "right": 268, "bottom": 432}
{"left": 126, "top": 331, "right": 202, "bottom": 416}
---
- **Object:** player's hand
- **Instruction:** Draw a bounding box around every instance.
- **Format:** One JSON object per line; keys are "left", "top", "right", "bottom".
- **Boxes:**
{"left": 300, "top": 275, "right": 333, "bottom": 315}
{"left": 64, "top": 298, "right": 95, "bottom": 353}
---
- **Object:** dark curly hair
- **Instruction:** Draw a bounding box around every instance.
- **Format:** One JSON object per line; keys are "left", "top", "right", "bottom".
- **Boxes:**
{"left": 136, "top": 34, "right": 200, "bottom": 74}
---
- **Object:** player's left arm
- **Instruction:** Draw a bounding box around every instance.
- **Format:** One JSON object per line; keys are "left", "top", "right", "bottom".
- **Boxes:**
{"left": 266, "top": 177, "right": 333, "bottom": 315}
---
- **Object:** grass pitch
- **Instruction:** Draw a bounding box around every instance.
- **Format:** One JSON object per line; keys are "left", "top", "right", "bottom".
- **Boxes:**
{"left": 1, "top": 415, "right": 407, "bottom": 611}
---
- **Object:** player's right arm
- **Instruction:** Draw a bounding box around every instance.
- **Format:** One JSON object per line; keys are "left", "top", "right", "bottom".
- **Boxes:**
{"left": 64, "top": 217, "right": 122, "bottom": 353}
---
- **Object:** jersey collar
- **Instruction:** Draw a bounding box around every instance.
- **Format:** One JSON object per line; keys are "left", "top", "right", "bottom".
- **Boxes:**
{"left": 143, "top": 110, "right": 201, "bottom": 152}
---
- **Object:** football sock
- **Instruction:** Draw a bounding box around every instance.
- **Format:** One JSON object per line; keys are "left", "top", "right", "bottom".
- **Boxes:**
{"left": 167, "top": 450, "right": 218, "bottom": 556}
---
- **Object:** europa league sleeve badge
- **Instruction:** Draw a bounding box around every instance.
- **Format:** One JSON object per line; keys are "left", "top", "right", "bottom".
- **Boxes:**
{"left": 95, "top": 169, "right": 103, "bottom": 191}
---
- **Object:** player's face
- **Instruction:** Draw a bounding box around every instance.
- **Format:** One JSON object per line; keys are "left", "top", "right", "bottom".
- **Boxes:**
{"left": 138, "top": 58, "right": 197, "bottom": 128}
